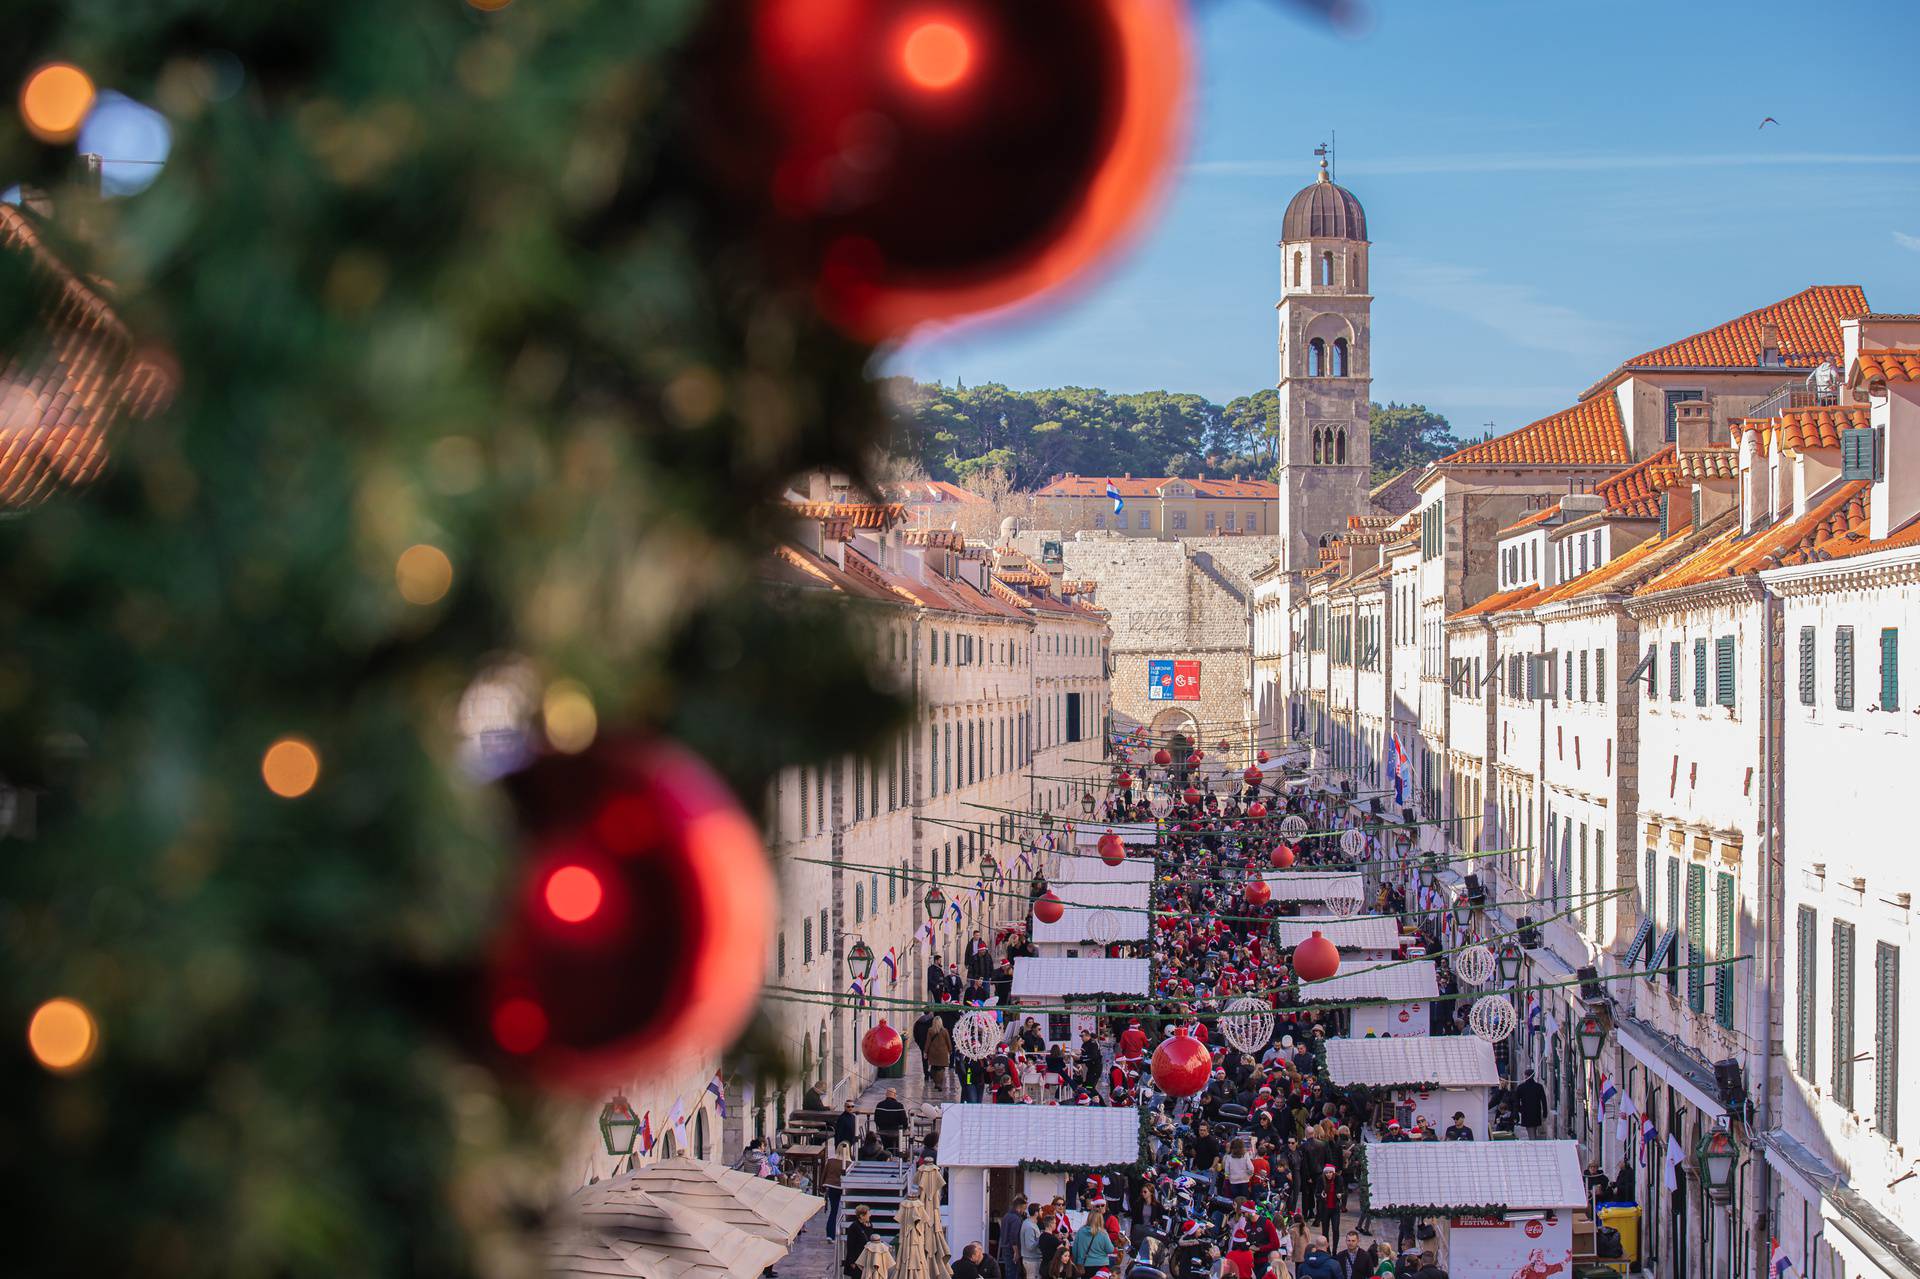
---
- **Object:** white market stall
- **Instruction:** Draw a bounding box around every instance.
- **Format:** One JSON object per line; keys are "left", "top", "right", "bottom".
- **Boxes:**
{"left": 1272, "top": 914, "right": 1401, "bottom": 962}
{"left": 1010, "top": 957, "right": 1150, "bottom": 1046}
{"left": 1362, "top": 1140, "right": 1587, "bottom": 1279}
{"left": 1297, "top": 958, "right": 1438, "bottom": 1037}
{"left": 935, "top": 1103, "right": 1143, "bottom": 1261}
{"left": 1258, "top": 870, "right": 1366, "bottom": 909}
{"left": 1323, "top": 1036, "right": 1499, "bottom": 1136}
{"left": 1033, "top": 855, "right": 1151, "bottom": 958}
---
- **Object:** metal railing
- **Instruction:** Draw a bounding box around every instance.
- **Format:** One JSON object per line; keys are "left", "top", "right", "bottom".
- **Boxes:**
{"left": 1745, "top": 378, "right": 1836, "bottom": 422}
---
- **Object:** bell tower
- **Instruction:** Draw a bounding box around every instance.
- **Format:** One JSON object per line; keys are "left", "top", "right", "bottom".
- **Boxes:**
{"left": 1274, "top": 155, "right": 1373, "bottom": 572}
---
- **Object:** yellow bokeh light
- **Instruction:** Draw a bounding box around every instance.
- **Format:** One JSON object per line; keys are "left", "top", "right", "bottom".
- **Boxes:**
{"left": 467, "top": 0, "right": 514, "bottom": 10}
{"left": 20, "top": 63, "right": 96, "bottom": 143}
{"left": 28, "top": 998, "right": 97, "bottom": 1073}
{"left": 262, "top": 737, "right": 321, "bottom": 798}
{"left": 395, "top": 543, "right": 454, "bottom": 605}
{"left": 543, "top": 681, "right": 597, "bottom": 754}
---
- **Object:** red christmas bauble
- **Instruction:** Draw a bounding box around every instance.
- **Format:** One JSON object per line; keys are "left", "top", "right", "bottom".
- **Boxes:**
{"left": 1182, "top": 787, "right": 1201, "bottom": 806}
{"left": 697, "top": 0, "right": 1192, "bottom": 339}
{"left": 862, "top": 1020, "right": 905, "bottom": 1068}
{"left": 1153, "top": 748, "right": 1173, "bottom": 767}
{"left": 1151, "top": 1029, "right": 1212, "bottom": 1096}
{"left": 1098, "top": 831, "right": 1126, "bottom": 866}
{"left": 1215, "top": 739, "right": 1230, "bottom": 752}
{"left": 1243, "top": 765, "right": 1264, "bottom": 786}
{"left": 1256, "top": 749, "right": 1270, "bottom": 764}
{"left": 1034, "top": 890, "right": 1066, "bottom": 924}
{"left": 1115, "top": 771, "right": 1133, "bottom": 790}
{"left": 1269, "top": 843, "right": 1296, "bottom": 869}
{"left": 1244, "top": 877, "right": 1272, "bottom": 907}
{"left": 1247, "top": 802, "right": 1267, "bottom": 819}
{"left": 1293, "top": 930, "right": 1342, "bottom": 983}
{"left": 1188, "top": 750, "right": 1204, "bottom": 764}
{"left": 487, "top": 739, "right": 774, "bottom": 1088}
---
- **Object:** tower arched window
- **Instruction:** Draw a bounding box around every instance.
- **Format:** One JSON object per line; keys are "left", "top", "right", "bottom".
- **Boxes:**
{"left": 1332, "top": 337, "right": 1349, "bottom": 377}
{"left": 1336, "top": 429, "right": 1347, "bottom": 465}
{"left": 1312, "top": 429, "right": 1323, "bottom": 464}
{"left": 1308, "top": 338, "right": 1326, "bottom": 377}
{"left": 1320, "top": 251, "right": 1336, "bottom": 286}
{"left": 1292, "top": 251, "right": 1303, "bottom": 287}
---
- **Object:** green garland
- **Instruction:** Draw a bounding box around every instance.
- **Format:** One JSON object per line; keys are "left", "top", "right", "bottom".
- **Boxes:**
{"left": 1015, "top": 1097, "right": 1154, "bottom": 1174}
{"left": 1352, "top": 1142, "right": 1523, "bottom": 1220}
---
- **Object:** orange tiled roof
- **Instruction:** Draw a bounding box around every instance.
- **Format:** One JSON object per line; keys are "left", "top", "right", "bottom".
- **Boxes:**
{"left": 1854, "top": 348, "right": 1920, "bottom": 385}
{"left": 768, "top": 543, "right": 900, "bottom": 603}
{"left": 1499, "top": 505, "right": 1560, "bottom": 535}
{"left": 788, "top": 500, "right": 906, "bottom": 530}
{"left": 1036, "top": 474, "right": 1277, "bottom": 500}
{"left": 0, "top": 205, "right": 172, "bottom": 508}
{"left": 1592, "top": 445, "right": 1673, "bottom": 519}
{"left": 887, "top": 479, "right": 989, "bottom": 505}
{"left": 1637, "top": 479, "right": 1870, "bottom": 594}
{"left": 1676, "top": 449, "right": 1737, "bottom": 481}
{"left": 1435, "top": 395, "right": 1629, "bottom": 468}
{"left": 1450, "top": 584, "right": 1550, "bottom": 620}
{"left": 1580, "top": 285, "right": 1868, "bottom": 400}
{"left": 1737, "top": 404, "right": 1868, "bottom": 455}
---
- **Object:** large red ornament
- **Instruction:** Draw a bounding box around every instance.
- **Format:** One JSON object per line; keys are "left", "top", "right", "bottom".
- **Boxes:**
{"left": 487, "top": 739, "right": 774, "bottom": 1089}
{"left": 1216, "top": 739, "right": 1230, "bottom": 752}
{"left": 1256, "top": 749, "right": 1270, "bottom": 764}
{"left": 1244, "top": 877, "right": 1272, "bottom": 907}
{"left": 1188, "top": 750, "right": 1204, "bottom": 764}
{"left": 1098, "top": 831, "right": 1126, "bottom": 866}
{"left": 1034, "top": 890, "right": 1066, "bottom": 924}
{"left": 697, "top": 0, "right": 1193, "bottom": 339}
{"left": 1269, "top": 843, "right": 1296, "bottom": 869}
{"left": 1182, "top": 786, "right": 1201, "bottom": 806}
{"left": 1243, "top": 765, "right": 1264, "bottom": 787}
{"left": 1153, "top": 748, "right": 1173, "bottom": 767}
{"left": 1151, "top": 1029, "right": 1211, "bottom": 1096}
{"left": 1293, "top": 930, "right": 1342, "bottom": 983}
{"left": 862, "top": 1020, "right": 905, "bottom": 1068}
{"left": 1115, "top": 771, "right": 1133, "bottom": 790}
{"left": 1247, "top": 802, "right": 1268, "bottom": 819}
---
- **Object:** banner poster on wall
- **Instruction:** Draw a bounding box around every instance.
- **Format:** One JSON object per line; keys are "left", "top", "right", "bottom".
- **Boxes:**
{"left": 1147, "top": 659, "right": 1201, "bottom": 701}
{"left": 1447, "top": 1215, "right": 1572, "bottom": 1279}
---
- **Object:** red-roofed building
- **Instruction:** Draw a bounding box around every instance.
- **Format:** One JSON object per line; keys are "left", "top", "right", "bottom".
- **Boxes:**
{"left": 1033, "top": 472, "right": 1278, "bottom": 539}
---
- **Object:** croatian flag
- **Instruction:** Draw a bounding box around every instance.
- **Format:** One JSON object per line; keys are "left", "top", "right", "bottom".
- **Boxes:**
{"left": 849, "top": 976, "right": 867, "bottom": 1002}
{"left": 1526, "top": 993, "right": 1543, "bottom": 1035}
{"left": 1641, "top": 1116, "right": 1658, "bottom": 1157}
{"left": 1106, "top": 480, "right": 1124, "bottom": 514}
{"left": 1599, "top": 1073, "right": 1618, "bottom": 1111}
{"left": 639, "top": 1110, "right": 655, "bottom": 1154}
{"left": 883, "top": 947, "right": 899, "bottom": 985}
{"left": 1388, "top": 734, "right": 1409, "bottom": 805}
{"left": 708, "top": 1072, "right": 728, "bottom": 1117}
{"left": 948, "top": 899, "right": 963, "bottom": 926}
{"left": 1771, "top": 1241, "right": 1794, "bottom": 1279}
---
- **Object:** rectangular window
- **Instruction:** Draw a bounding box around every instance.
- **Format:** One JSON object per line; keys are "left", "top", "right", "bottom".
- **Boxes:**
{"left": 816, "top": 769, "right": 826, "bottom": 832}
{"left": 1694, "top": 638, "right": 1709, "bottom": 706}
{"left": 1686, "top": 861, "right": 1707, "bottom": 1013}
{"left": 1093, "top": 512, "right": 1105, "bottom": 529}
{"left": 1715, "top": 871, "right": 1736, "bottom": 1028}
{"left": 1796, "top": 906, "right": 1818, "bottom": 1078}
{"left": 1646, "top": 644, "right": 1658, "bottom": 697}
{"left": 800, "top": 768, "right": 810, "bottom": 832}
{"left": 1799, "top": 626, "right": 1816, "bottom": 706}
{"left": 802, "top": 916, "right": 813, "bottom": 965}
{"left": 1138, "top": 510, "right": 1151, "bottom": 530}
{"left": 1834, "top": 920, "right": 1857, "bottom": 1109}
{"left": 1658, "top": 492, "right": 1670, "bottom": 538}
{"left": 1665, "top": 857, "right": 1682, "bottom": 992}
{"left": 1065, "top": 692, "right": 1082, "bottom": 744}
{"left": 1837, "top": 626, "right": 1856, "bottom": 711}
{"left": 1224, "top": 512, "right": 1237, "bottom": 532}
{"left": 1691, "top": 487, "right": 1703, "bottom": 531}
{"left": 1715, "top": 636, "right": 1736, "bottom": 708}
{"left": 1171, "top": 511, "right": 1187, "bottom": 531}
{"left": 1669, "top": 642, "right": 1682, "bottom": 702}
{"left": 1645, "top": 846, "right": 1658, "bottom": 921}
{"left": 1841, "top": 426, "right": 1878, "bottom": 480}
{"left": 778, "top": 930, "right": 787, "bottom": 978}
{"left": 1596, "top": 648, "right": 1606, "bottom": 702}
{"left": 1881, "top": 627, "right": 1900, "bottom": 712}
{"left": 1205, "top": 511, "right": 1216, "bottom": 530}
{"left": 1876, "top": 942, "right": 1900, "bottom": 1140}
{"left": 854, "top": 881, "right": 863, "bottom": 924}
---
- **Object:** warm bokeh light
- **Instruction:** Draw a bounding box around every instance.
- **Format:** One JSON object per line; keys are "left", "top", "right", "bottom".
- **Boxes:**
{"left": 394, "top": 543, "right": 454, "bottom": 605}
{"left": 262, "top": 737, "right": 321, "bottom": 798}
{"left": 542, "top": 680, "right": 597, "bottom": 754}
{"left": 899, "top": 19, "right": 972, "bottom": 90}
{"left": 27, "top": 998, "right": 97, "bottom": 1073}
{"left": 491, "top": 997, "right": 547, "bottom": 1053}
{"left": 544, "top": 864, "right": 604, "bottom": 923}
{"left": 20, "top": 63, "right": 95, "bottom": 143}
{"left": 467, "top": 0, "right": 514, "bottom": 9}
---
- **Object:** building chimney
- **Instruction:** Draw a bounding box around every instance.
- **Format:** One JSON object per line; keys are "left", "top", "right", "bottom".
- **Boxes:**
{"left": 1759, "top": 320, "right": 1781, "bottom": 366}
{"left": 1673, "top": 399, "right": 1715, "bottom": 454}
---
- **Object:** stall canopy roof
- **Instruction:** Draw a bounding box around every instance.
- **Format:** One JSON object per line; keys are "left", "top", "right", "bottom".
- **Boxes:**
{"left": 1257, "top": 870, "right": 1365, "bottom": 902}
{"left": 1072, "top": 822, "right": 1158, "bottom": 847}
{"left": 1272, "top": 916, "right": 1401, "bottom": 951}
{"left": 1363, "top": 1139, "right": 1587, "bottom": 1210}
{"left": 1011, "top": 957, "right": 1150, "bottom": 999}
{"left": 1031, "top": 865, "right": 1151, "bottom": 944}
{"left": 935, "top": 1103, "right": 1142, "bottom": 1169}
{"left": 1297, "top": 959, "right": 1438, "bottom": 1003}
{"left": 1324, "top": 1036, "right": 1500, "bottom": 1088}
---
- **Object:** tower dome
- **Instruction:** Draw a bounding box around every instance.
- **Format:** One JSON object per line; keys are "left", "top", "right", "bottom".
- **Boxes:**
{"left": 1281, "top": 158, "right": 1367, "bottom": 242}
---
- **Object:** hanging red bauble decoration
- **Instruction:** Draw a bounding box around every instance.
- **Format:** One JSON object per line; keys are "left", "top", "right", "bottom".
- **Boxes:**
{"left": 1247, "top": 801, "right": 1268, "bottom": 819}
{"left": 862, "top": 1020, "right": 905, "bottom": 1068}
{"left": 1034, "top": 890, "right": 1066, "bottom": 924}
{"left": 1244, "top": 877, "right": 1272, "bottom": 907}
{"left": 1098, "top": 831, "right": 1126, "bottom": 866}
{"left": 1115, "top": 771, "right": 1133, "bottom": 790}
{"left": 1243, "top": 765, "right": 1264, "bottom": 787}
{"left": 1182, "top": 786, "right": 1201, "bottom": 806}
{"left": 1153, "top": 748, "right": 1173, "bottom": 767}
{"left": 1269, "top": 843, "right": 1296, "bottom": 869}
{"left": 486, "top": 739, "right": 775, "bottom": 1089}
{"left": 1216, "top": 738, "right": 1230, "bottom": 752}
{"left": 696, "top": 0, "right": 1193, "bottom": 339}
{"left": 1151, "top": 1028, "right": 1212, "bottom": 1096}
{"left": 1256, "top": 749, "right": 1270, "bottom": 764}
{"left": 1188, "top": 750, "right": 1204, "bottom": 764}
{"left": 1293, "top": 930, "right": 1342, "bottom": 983}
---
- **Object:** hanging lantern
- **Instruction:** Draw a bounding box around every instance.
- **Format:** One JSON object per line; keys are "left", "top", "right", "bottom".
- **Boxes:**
{"left": 861, "top": 1020, "right": 905, "bottom": 1068}
{"left": 1577, "top": 1010, "right": 1610, "bottom": 1062}
{"left": 1243, "top": 765, "right": 1264, "bottom": 787}
{"left": 1148, "top": 788, "right": 1174, "bottom": 820}
{"left": 1080, "top": 791, "right": 1095, "bottom": 815}
{"left": 981, "top": 852, "right": 1000, "bottom": 881}
{"left": 1696, "top": 1128, "right": 1739, "bottom": 1200}
{"left": 1150, "top": 1028, "right": 1212, "bottom": 1095}
{"left": 1292, "top": 930, "right": 1341, "bottom": 982}
{"left": 924, "top": 884, "right": 947, "bottom": 921}
{"left": 1497, "top": 942, "right": 1524, "bottom": 985}
{"left": 1269, "top": 843, "right": 1295, "bottom": 870}
{"left": 847, "top": 937, "right": 876, "bottom": 982}
{"left": 1098, "top": 831, "right": 1125, "bottom": 866}
{"left": 1040, "top": 811, "right": 1055, "bottom": 831}
{"left": 1257, "top": 749, "right": 1270, "bottom": 764}
{"left": 1247, "top": 802, "right": 1267, "bottom": 819}
{"left": 1153, "top": 747, "right": 1173, "bottom": 767}
{"left": 1182, "top": 786, "right": 1201, "bottom": 806}
{"left": 1034, "top": 890, "right": 1066, "bottom": 924}
{"left": 599, "top": 1094, "right": 642, "bottom": 1156}
{"left": 1244, "top": 877, "right": 1272, "bottom": 907}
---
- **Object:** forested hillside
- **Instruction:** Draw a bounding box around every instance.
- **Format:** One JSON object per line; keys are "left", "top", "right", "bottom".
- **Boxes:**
{"left": 881, "top": 378, "right": 1461, "bottom": 491}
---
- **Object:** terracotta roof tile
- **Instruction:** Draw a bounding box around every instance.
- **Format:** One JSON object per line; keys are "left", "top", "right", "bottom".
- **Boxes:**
{"left": 887, "top": 480, "right": 989, "bottom": 504}
{"left": 1036, "top": 474, "right": 1277, "bottom": 500}
{"left": 1580, "top": 285, "right": 1868, "bottom": 400}
{"left": 1637, "top": 479, "right": 1870, "bottom": 594}
{"left": 1854, "top": 348, "right": 1920, "bottom": 385}
{"left": 1676, "top": 448, "right": 1737, "bottom": 481}
{"left": 1737, "top": 404, "right": 1868, "bottom": 455}
{"left": 1592, "top": 445, "right": 1674, "bottom": 519}
{"left": 1436, "top": 395, "right": 1629, "bottom": 468}
{"left": 1449, "top": 584, "right": 1550, "bottom": 620}
{"left": 1499, "top": 504, "right": 1561, "bottom": 535}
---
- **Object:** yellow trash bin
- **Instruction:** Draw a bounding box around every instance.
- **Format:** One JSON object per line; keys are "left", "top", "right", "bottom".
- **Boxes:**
{"left": 1597, "top": 1203, "right": 1640, "bottom": 1270}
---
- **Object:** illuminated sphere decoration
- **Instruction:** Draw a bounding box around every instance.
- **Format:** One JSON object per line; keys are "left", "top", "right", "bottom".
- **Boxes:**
{"left": 486, "top": 738, "right": 775, "bottom": 1089}
{"left": 1098, "top": 831, "right": 1126, "bottom": 866}
{"left": 1325, "top": 894, "right": 1363, "bottom": 918}
{"left": 1153, "top": 747, "right": 1172, "bottom": 767}
{"left": 1220, "top": 995, "right": 1274, "bottom": 1054}
{"left": 953, "top": 1010, "right": 1002, "bottom": 1060}
{"left": 701, "top": 0, "right": 1194, "bottom": 339}
{"left": 1188, "top": 750, "right": 1204, "bottom": 764}
{"left": 1269, "top": 843, "right": 1295, "bottom": 870}
{"left": 861, "top": 1020, "right": 905, "bottom": 1068}
{"left": 1291, "top": 930, "right": 1341, "bottom": 983}
{"left": 1150, "top": 1028, "right": 1211, "bottom": 1096}
{"left": 1453, "top": 943, "right": 1497, "bottom": 988}
{"left": 1279, "top": 814, "right": 1308, "bottom": 842}
{"left": 1034, "top": 890, "right": 1066, "bottom": 924}
{"left": 1084, "top": 908, "right": 1120, "bottom": 945}
{"left": 1468, "top": 993, "right": 1518, "bottom": 1043}
{"left": 1340, "top": 828, "right": 1368, "bottom": 858}
{"left": 1243, "top": 877, "right": 1271, "bottom": 907}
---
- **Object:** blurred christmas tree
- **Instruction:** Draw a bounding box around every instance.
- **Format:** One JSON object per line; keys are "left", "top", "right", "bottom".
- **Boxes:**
{"left": 0, "top": 3, "right": 901, "bottom": 1274}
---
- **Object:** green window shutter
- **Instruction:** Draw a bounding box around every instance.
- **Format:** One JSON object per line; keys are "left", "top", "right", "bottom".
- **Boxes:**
{"left": 1597, "top": 649, "right": 1606, "bottom": 702}
{"left": 1666, "top": 857, "right": 1683, "bottom": 992}
{"left": 1715, "top": 635, "right": 1737, "bottom": 707}
{"left": 1797, "top": 906, "right": 1817, "bottom": 1076}
{"left": 1686, "top": 862, "right": 1707, "bottom": 1013}
{"left": 1691, "top": 487, "right": 1703, "bottom": 530}
{"left": 1694, "top": 638, "right": 1709, "bottom": 706}
{"left": 1645, "top": 847, "right": 1658, "bottom": 920}
{"left": 1670, "top": 642, "right": 1682, "bottom": 702}
{"left": 1647, "top": 644, "right": 1659, "bottom": 697}
{"left": 1799, "top": 626, "right": 1816, "bottom": 705}
{"left": 1881, "top": 627, "right": 1900, "bottom": 712}
{"left": 1715, "top": 871, "right": 1736, "bottom": 1028}
{"left": 1658, "top": 492, "right": 1669, "bottom": 537}
{"left": 1580, "top": 651, "right": 1589, "bottom": 701}
{"left": 1841, "top": 427, "right": 1877, "bottom": 480}
{"left": 1834, "top": 921, "right": 1857, "bottom": 1108}
{"left": 1837, "top": 626, "right": 1856, "bottom": 711}
{"left": 1877, "top": 943, "right": 1900, "bottom": 1142}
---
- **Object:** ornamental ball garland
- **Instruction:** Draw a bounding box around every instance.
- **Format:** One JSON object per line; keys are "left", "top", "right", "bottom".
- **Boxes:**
{"left": 1468, "top": 993, "right": 1518, "bottom": 1042}
{"left": 1452, "top": 943, "right": 1497, "bottom": 988}
{"left": 1220, "top": 995, "right": 1275, "bottom": 1054}
{"left": 953, "top": 1010, "right": 1002, "bottom": 1061}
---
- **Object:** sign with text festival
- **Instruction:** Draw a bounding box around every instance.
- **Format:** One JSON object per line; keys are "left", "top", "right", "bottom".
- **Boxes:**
{"left": 1147, "top": 659, "right": 1200, "bottom": 701}
{"left": 1447, "top": 1215, "right": 1572, "bottom": 1279}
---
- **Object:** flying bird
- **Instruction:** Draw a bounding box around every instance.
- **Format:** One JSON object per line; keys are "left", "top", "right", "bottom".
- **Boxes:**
{"left": 1759, "top": 116, "right": 1781, "bottom": 129}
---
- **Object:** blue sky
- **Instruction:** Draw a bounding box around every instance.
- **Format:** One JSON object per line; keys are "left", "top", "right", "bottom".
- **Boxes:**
{"left": 887, "top": 0, "right": 1920, "bottom": 438}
